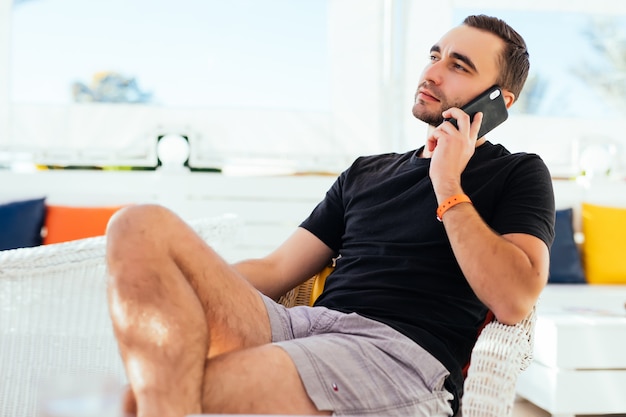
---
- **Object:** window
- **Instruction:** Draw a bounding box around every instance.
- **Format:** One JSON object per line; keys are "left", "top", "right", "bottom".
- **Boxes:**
{"left": 452, "top": 7, "right": 626, "bottom": 119}
{"left": 10, "top": 0, "right": 330, "bottom": 110}
{"left": 2, "top": 0, "right": 625, "bottom": 178}
{"left": 2, "top": 0, "right": 393, "bottom": 172}
{"left": 449, "top": 2, "right": 626, "bottom": 178}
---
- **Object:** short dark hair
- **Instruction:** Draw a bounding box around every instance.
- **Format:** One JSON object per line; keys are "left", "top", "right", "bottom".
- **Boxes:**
{"left": 463, "top": 15, "right": 530, "bottom": 101}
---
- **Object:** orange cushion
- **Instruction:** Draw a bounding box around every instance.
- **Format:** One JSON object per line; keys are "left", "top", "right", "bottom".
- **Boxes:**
{"left": 43, "top": 205, "right": 126, "bottom": 244}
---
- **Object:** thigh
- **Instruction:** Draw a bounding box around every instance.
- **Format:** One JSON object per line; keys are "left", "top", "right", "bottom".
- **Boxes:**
{"left": 107, "top": 204, "right": 272, "bottom": 357}
{"left": 201, "top": 344, "right": 330, "bottom": 415}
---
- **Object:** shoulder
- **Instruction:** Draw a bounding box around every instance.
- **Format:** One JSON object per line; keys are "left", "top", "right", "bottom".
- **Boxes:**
{"left": 475, "top": 142, "right": 550, "bottom": 177}
{"left": 344, "top": 150, "right": 416, "bottom": 175}
{"left": 352, "top": 151, "right": 411, "bottom": 167}
{"left": 328, "top": 151, "right": 415, "bottom": 195}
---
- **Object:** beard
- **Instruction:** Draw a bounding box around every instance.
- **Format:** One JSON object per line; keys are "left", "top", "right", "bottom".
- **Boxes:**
{"left": 412, "top": 105, "right": 447, "bottom": 127}
{"left": 412, "top": 83, "right": 464, "bottom": 127}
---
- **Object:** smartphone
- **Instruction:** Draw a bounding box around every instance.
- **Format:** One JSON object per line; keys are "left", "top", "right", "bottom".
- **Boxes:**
{"left": 444, "top": 85, "right": 508, "bottom": 139}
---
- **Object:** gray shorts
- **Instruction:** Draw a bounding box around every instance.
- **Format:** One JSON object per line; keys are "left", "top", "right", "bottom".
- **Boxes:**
{"left": 262, "top": 294, "right": 454, "bottom": 416}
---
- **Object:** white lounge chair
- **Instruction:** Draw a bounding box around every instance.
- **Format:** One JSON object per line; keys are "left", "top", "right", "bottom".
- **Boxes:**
{"left": 0, "top": 216, "right": 535, "bottom": 417}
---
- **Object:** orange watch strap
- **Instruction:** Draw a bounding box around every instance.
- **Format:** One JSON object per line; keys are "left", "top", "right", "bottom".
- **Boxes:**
{"left": 436, "top": 194, "right": 472, "bottom": 222}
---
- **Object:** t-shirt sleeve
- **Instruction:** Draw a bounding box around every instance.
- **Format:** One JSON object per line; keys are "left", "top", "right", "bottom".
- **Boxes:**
{"left": 299, "top": 172, "right": 347, "bottom": 252}
{"left": 489, "top": 154, "right": 555, "bottom": 248}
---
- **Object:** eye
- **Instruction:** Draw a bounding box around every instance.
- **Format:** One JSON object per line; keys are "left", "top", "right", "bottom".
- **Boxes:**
{"left": 429, "top": 53, "right": 440, "bottom": 62}
{"left": 453, "top": 62, "right": 468, "bottom": 72}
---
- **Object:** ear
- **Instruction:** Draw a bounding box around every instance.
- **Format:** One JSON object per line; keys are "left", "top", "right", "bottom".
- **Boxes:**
{"left": 502, "top": 89, "right": 516, "bottom": 109}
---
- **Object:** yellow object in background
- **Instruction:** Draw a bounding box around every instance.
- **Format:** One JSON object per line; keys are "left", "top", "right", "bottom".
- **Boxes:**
{"left": 582, "top": 202, "right": 626, "bottom": 284}
{"left": 309, "top": 265, "right": 334, "bottom": 305}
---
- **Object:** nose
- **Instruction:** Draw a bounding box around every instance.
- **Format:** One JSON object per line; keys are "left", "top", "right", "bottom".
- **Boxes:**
{"left": 421, "top": 60, "right": 443, "bottom": 85}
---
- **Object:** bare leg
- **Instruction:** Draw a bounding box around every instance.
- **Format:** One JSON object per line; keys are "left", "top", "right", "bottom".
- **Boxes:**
{"left": 106, "top": 205, "right": 272, "bottom": 417}
{"left": 202, "top": 344, "right": 330, "bottom": 415}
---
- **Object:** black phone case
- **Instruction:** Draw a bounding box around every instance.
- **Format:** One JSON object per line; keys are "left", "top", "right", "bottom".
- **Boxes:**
{"left": 445, "top": 85, "right": 508, "bottom": 138}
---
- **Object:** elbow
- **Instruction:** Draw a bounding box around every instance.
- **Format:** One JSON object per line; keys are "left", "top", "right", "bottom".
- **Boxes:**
{"left": 493, "top": 269, "right": 547, "bottom": 325}
{"left": 491, "top": 292, "right": 540, "bottom": 325}
{"left": 493, "top": 305, "right": 532, "bottom": 326}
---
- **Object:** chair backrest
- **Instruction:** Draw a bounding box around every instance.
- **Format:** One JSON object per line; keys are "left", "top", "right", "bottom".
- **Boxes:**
{"left": 276, "top": 264, "right": 332, "bottom": 308}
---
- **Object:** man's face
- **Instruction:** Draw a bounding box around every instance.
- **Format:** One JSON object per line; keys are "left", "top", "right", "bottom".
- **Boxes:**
{"left": 412, "top": 25, "right": 504, "bottom": 127}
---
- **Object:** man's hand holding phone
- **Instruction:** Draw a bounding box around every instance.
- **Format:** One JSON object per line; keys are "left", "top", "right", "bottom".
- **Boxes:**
{"left": 428, "top": 85, "right": 508, "bottom": 196}
{"left": 445, "top": 85, "right": 508, "bottom": 139}
{"left": 428, "top": 106, "right": 484, "bottom": 196}
{"left": 426, "top": 107, "right": 484, "bottom": 153}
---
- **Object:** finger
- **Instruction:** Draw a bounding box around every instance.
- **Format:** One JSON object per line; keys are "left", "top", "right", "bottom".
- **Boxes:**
{"left": 426, "top": 134, "right": 437, "bottom": 152}
{"left": 437, "top": 119, "right": 457, "bottom": 134}
{"left": 441, "top": 107, "right": 462, "bottom": 119}
{"left": 443, "top": 107, "right": 470, "bottom": 133}
{"left": 470, "top": 112, "right": 484, "bottom": 139}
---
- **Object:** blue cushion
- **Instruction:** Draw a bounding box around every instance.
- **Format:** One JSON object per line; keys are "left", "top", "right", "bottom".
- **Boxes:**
{"left": 548, "top": 208, "right": 586, "bottom": 283}
{"left": 0, "top": 197, "right": 46, "bottom": 250}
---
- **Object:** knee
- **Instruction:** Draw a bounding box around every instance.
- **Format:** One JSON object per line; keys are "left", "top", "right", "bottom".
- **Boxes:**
{"left": 105, "top": 205, "right": 179, "bottom": 287}
{"left": 106, "top": 204, "right": 177, "bottom": 240}
{"left": 105, "top": 204, "right": 183, "bottom": 271}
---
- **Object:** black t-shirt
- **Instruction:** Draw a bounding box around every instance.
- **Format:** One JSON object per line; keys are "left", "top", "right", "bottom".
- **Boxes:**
{"left": 299, "top": 141, "right": 555, "bottom": 403}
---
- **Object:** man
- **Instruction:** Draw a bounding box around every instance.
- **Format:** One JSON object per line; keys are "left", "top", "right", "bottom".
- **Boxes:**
{"left": 106, "top": 14, "right": 555, "bottom": 417}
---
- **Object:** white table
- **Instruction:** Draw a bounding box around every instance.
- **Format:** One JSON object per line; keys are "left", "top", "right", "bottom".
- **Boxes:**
{"left": 516, "top": 285, "right": 626, "bottom": 417}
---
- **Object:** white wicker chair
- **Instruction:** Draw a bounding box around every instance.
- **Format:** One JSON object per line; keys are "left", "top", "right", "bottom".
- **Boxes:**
{"left": 0, "top": 216, "right": 535, "bottom": 417}
{"left": 461, "top": 307, "right": 536, "bottom": 416}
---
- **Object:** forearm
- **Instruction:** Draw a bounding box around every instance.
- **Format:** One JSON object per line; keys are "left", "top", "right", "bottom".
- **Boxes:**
{"left": 232, "top": 230, "right": 335, "bottom": 301}
{"left": 426, "top": 110, "right": 551, "bottom": 323}
{"left": 438, "top": 201, "right": 547, "bottom": 324}
{"left": 232, "top": 258, "right": 291, "bottom": 300}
